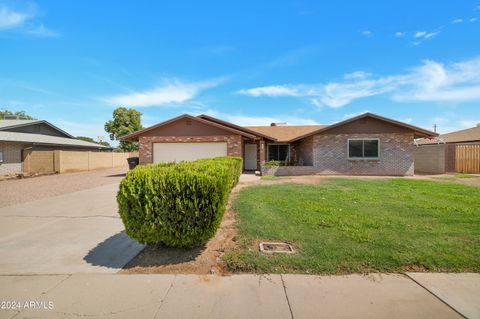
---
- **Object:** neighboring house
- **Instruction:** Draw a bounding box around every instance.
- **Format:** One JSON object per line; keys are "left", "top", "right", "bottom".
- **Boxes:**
{"left": 122, "top": 112, "right": 436, "bottom": 176}
{"left": 414, "top": 124, "right": 480, "bottom": 173}
{"left": 416, "top": 124, "right": 480, "bottom": 145}
{"left": 0, "top": 119, "right": 109, "bottom": 175}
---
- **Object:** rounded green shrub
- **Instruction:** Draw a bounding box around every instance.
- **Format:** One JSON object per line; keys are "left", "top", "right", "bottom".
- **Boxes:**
{"left": 117, "top": 157, "right": 242, "bottom": 247}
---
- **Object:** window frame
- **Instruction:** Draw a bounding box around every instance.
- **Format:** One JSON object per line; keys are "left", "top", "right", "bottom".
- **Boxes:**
{"left": 267, "top": 143, "right": 290, "bottom": 163}
{"left": 347, "top": 138, "right": 380, "bottom": 160}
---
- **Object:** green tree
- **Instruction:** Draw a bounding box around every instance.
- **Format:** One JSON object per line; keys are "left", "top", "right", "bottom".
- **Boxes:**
{"left": 76, "top": 136, "right": 96, "bottom": 143}
{"left": 0, "top": 109, "right": 35, "bottom": 120}
{"left": 104, "top": 107, "right": 142, "bottom": 151}
{"left": 98, "top": 141, "right": 112, "bottom": 148}
{"left": 76, "top": 136, "right": 112, "bottom": 148}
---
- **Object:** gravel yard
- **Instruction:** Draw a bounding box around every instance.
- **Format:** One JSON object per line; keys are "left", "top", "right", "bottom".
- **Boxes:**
{"left": 0, "top": 167, "right": 128, "bottom": 208}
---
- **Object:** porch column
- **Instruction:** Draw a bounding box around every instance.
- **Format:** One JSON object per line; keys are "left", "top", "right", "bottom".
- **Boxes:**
{"left": 257, "top": 139, "right": 266, "bottom": 170}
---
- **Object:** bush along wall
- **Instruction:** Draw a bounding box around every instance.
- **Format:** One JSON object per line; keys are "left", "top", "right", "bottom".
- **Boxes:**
{"left": 117, "top": 156, "right": 243, "bottom": 247}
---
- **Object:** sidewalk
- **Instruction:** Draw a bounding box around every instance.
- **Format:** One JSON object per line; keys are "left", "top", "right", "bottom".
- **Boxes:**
{"left": 1, "top": 273, "right": 478, "bottom": 319}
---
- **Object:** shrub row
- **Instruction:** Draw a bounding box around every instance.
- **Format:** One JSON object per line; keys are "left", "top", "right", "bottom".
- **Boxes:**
{"left": 117, "top": 156, "right": 243, "bottom": 247}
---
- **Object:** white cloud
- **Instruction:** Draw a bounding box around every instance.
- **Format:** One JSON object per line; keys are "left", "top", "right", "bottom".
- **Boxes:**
{"left": 470, "top": 18, "right": 478, "bottom": 22}
{"left": 342, "top": 110, "right": 371, "bottom": 120}
{"left": 201, "top": 109, "right": 319, "bottom": 126}
{"left": 395, "top": 31, "right": 405, "bottom": 37}
{"left": 26, "top": 24, "right": 60, "bottom": 37}
{"left": 414, "top": 31, "right": 439, "bottom": 40}
{"left": 452, "top": 18, "right": 463, "bottom": 24}
{"left": 237, "top": 85, "right": 301, "bottom": 97}
{"left": 424, "top": 31, "right": 439, "bottom": 39}
{"left": 414, "top": 31, "right": 426, "bottom": 38}
{"left": 0, "top": 5, "right": 59, "bottom": 37}
{"left": 238, "top": 56, "right": 480, "bottom": 107}
{"left": 314, "top": 79, "right": 397, "bottom": 108}
{"left": 0, "top": 6, "right": 27, "bottom": 29}
{"left": 227, "top": 115, "right": 318, "bottom": 126}
{"left": 393, "top": 57, "right": 480, "bottom": 102}
{"left": 421, "top": 116, "right": 480, "bottom": 134}
{"left": 360, "top": 30, "right": 372, "bottom": 37}
{"left": 459, "top": 119, "right": 480, "bottom": 127}
{"left": 344, "top": 71, "right": 371, "bottom": 80}
{"left": 104, "top": 78, "right": 226, "bottom": 107}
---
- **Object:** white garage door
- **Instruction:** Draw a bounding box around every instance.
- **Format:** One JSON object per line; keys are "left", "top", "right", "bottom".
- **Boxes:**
{"left": 153, "top": 142, "right": 228, "bottom": 163}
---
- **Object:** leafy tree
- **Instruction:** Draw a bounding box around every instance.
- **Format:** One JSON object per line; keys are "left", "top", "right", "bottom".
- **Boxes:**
{"left": 98, "top": 141, "right": 112, "bottom": 148}
{"left": 104, "top": 107, "right": 142, "bottom": 151}
{"left": 76, "top": 136, "right": 112, "bottom": 148}
{"left": 76, "top": 136, "right": 96, "bottom": 143}
{"left": 0, "top": 109, "right": 35, "bottom": 120}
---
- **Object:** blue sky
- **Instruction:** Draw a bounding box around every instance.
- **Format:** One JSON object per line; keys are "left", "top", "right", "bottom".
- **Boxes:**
{"left": 1, "top": 1, "right": 480, "bottom": 144}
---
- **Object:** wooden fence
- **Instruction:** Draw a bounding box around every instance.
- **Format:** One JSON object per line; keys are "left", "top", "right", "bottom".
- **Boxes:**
{"left": 23, "top": 150, "right": 138, "bottom": 174}
{"left": 456, "top": 144, "right": 480, "bottom": 174}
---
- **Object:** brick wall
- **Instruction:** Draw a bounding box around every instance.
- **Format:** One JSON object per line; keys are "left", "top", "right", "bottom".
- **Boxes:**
{"left": 445, "top": 144, "right": 456, "bottom": 172}
{"left": 139, "top": 135, "right": 242, "bottom": 164}
{"left": 298, "top": 136, "right": 313, "bottom": 165}
{"left": 312, "top": 133, "right": 415, "bottom": 176}
{"left": 0, "top": 142, "right": 23, "bottom": 175}
{"left": 264, "top": 166, "right": 317, "bottom": 176}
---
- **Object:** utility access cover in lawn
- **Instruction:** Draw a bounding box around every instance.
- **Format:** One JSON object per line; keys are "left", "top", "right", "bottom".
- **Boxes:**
{"left": 223, "top": 178, "right": 480, "bottom": 274}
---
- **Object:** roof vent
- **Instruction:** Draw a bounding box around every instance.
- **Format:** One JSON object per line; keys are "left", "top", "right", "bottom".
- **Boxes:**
{"left": 270, "top": 122, "right": 287, "bottom": 127}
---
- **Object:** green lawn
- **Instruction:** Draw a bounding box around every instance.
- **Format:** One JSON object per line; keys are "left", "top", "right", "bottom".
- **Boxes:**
{"left": 223, "top": 178, "right": 480, "bottom": 274}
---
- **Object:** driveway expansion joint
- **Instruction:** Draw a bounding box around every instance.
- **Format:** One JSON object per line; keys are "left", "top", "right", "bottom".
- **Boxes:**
{"left": 405, "top": 273, "right": 468, "bottom": 319}
{"left": 280, "top": 274, "right": 295, "bottom": 319}
{"left": 152, "top": 275, "right": 177, "bottom": 318}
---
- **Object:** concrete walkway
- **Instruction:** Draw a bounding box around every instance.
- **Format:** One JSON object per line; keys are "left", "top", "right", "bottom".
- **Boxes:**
{"left": 0, "top": 183, "right": 144, "bottom": 274}
{"left": 1, "top": 273, "right": 478, "bottom": 319}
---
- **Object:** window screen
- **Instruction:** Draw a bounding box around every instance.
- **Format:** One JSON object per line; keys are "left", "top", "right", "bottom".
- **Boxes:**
{"left": 348, "top": 139, "right": 379, "bottom": 159}
{"left": 268, "top": 144, "right": 290, "bottom": 162}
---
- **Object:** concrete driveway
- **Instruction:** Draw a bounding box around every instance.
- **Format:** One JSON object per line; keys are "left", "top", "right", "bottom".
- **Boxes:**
{"left": 0, "top": 182, "right": 144, "bottom": 274}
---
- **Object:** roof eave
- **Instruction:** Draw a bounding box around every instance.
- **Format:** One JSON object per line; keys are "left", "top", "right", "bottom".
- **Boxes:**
{"left": 121, "top": 114, "right": 259, "bottom": 141}
{"left": 0, "top": 120, "right": 74, "bottom": 138}
{"left": 289, "top": 112, "right": 438, "bottom": 142}
{"left": 0, "top": 139, "right": 110, "bottom": 149}
{"left": 197, "top": 114, "right": 277, "bottom": 141}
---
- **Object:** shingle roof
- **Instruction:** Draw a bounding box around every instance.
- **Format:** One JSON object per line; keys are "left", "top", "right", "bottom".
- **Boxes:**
{"left": 124, "top": 112, "right": 436, "bottom": 143}
{"left": 122, "top": 114, "right": 258, "bottom": 141}
{"left": 416, "top": 125, "right": 480, "bottom": 145}
{"left": 245, "top": 125, "right": 326, "bottom": 142}
{"left": 0, "top": 119, "right": 42, "bottom": 129}
{"left": 0, "top": 119, "right": 74, "bottom": 138}
{"left": 0, "top": 131, "right": 109, "bottom": 149}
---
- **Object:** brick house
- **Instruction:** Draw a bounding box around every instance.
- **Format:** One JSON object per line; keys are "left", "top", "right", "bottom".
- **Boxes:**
{"left": 0, "top": 119, "right": 110, "bottom": 175}
{"left": 122, "top": 112, "right": 437, "bottom": 176}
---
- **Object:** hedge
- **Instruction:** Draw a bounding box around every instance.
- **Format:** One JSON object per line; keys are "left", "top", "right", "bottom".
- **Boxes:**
{"left": 117, "top": 156, "right": 243, "bottom": 247}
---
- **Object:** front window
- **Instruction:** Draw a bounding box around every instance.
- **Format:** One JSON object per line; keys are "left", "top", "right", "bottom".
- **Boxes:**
{"left": 348, "top": 139, "right": 379, "bottom": 159}
{"left": 268, "top": 144, "right": 290, "bottom": 162}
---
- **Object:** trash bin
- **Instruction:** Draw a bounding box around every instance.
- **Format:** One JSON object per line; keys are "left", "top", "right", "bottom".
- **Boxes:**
{"left": 127, "top": 157, "right": 139, "bottom": 170}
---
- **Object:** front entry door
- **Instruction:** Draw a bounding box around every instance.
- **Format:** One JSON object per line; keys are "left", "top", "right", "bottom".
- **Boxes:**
{"left": 244, "top": 143, "right": 257, "bottom": 170}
